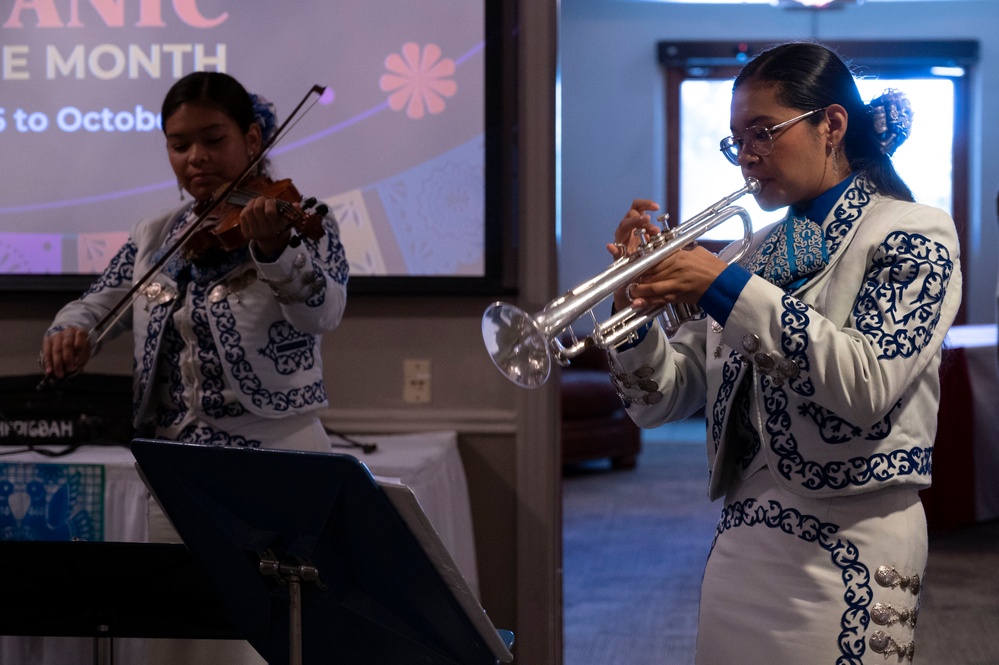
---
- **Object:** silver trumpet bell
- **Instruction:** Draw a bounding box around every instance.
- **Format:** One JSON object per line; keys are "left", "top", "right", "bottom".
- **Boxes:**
{"left": 482, "top": 178, "right": 760, "bottom": 388}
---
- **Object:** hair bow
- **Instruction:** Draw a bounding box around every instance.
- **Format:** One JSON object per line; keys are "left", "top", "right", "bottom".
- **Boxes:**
{"left": 249, "top": 93, "right": 279, "bottom": 144}
{"left": 869, "top": 89, "right": 913, "bottom": 157}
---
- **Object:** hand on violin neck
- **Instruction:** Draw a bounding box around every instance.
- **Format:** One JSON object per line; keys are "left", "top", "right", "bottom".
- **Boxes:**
{"left": 241, "top": 194, "right": 293, "bottom": 256}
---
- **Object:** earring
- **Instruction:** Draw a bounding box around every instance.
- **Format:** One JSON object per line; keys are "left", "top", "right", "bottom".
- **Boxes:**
{"left": 178, "top": 181, "right": 185, "bottom": 201}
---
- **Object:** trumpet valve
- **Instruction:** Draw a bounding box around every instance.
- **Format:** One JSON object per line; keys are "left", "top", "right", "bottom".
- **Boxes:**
{"left": 659, "top": 302, "right": 705, "bottom": 336}
{"left": 632, "top": 227, "right": 651, "bottom": 246}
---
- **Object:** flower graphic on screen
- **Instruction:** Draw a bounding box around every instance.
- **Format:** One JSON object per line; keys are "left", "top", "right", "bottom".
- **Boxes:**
{"left": 380, "top": 42, "right": 457, "bottom": 119}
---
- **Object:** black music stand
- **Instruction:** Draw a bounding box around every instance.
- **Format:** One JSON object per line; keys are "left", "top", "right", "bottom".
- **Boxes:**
{"left": 0, "top": 541, "right": 242, "bottom": 663}
{"left": 130, "top": 438, "right": 514, "bottom": 665}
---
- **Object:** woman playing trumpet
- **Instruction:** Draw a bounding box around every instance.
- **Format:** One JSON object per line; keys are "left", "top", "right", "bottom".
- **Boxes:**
{"left": 608, "top": 42, "right": 960, "bottom": 664}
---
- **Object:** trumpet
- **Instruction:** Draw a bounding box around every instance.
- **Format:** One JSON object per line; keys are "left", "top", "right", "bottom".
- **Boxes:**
{"left": 481, "top": 178, "right": 760, "bottom": 388}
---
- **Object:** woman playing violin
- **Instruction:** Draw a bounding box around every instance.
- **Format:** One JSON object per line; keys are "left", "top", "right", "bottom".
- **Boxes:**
{"left": 40, "top": 71, "right": 348, "bottom": 458}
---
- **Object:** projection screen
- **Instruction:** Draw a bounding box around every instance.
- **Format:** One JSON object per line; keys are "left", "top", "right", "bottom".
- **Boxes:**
{"left": 0, "top": 0, "right": 495, "bottom": 291}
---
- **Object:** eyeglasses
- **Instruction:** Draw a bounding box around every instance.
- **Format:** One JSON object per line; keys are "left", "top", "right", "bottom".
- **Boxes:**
{"left": 719, "top": 107, "right": 827, "bottom": 165}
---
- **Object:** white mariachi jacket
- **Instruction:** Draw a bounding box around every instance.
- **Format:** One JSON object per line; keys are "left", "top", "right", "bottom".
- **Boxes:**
{"left": 610, "top": 178, "right": 962, "bottom": 501}
{"left": 48, "top": 204, "right": 349, "bottom": 430}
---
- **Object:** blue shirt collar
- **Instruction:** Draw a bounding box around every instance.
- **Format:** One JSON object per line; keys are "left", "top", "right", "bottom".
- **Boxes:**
{"left": 790, "top": 174, "right": 855, "bottom": 224}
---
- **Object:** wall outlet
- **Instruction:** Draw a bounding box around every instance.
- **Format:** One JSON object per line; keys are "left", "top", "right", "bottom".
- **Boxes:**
{"left": 403, "top": 359, "right": 431, "bottom": 404}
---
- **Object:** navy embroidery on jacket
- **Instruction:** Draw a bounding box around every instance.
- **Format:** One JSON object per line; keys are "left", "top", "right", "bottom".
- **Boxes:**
{"left": 296, "top": 218, "right": 350, "bottom": 308}
{"left": 764, "top": 296, "right": 931, "bottom": 491}
{"left": 779, "top": 296, "right": 816, "bottom": 398}
{"left": 155, "top": 318, "right": 188, "bottom": 428}
{"left": 712, "top": 351, "right": 744, "bottom": 456}
{"left": 825, "top": 179, "right": 871, "bottom": 253}
{"left": 210, "top": 298, "right": 326, "bottom": 411}
{"left": 797, "top": 400, "right": 901, "bottom": 444}
{"left": 320, "top": 217, "right": 350, "bottom": 287}
{"left": 176, "top": 423, "right": 261, "bottom": 448}
{"left": 82, "top": 240, "right": 136, "bottom": 297}
{"left": 191, "top": 286, "right": 246, "bottom": 419}
{"left": 135, "top": 305, "right": 170, "bottom": 419}
{"left": 853, "top": 231, "right": 953, "bottom": 360}
{"left": 260, "top": 322, "right": 316, "bottom": 375}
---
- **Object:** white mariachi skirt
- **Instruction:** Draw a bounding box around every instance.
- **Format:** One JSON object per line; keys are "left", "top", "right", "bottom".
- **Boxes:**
{"left": 695, "top": 466, "right": 926, "bottom": 665}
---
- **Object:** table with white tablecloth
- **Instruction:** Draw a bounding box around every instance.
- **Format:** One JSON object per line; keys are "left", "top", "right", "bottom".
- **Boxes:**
{"left": 0, "top": 430, "right": 478, "bottom": 663}
{"left": 921, "top": 324, "right": 999, "bottom": 531}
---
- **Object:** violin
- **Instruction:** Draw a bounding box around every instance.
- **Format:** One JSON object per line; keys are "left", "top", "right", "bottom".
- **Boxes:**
{"left": 184, "top": 175, "right": 329, "bottom": 260}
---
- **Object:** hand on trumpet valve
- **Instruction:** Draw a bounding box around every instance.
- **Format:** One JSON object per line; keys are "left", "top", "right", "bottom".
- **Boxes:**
{"left": 620, "top": 244, "right": 729, "bottom": 312}
{"left": 609, "top": 198, "right": 663, "bottom": 310}
{"left": 607, "top": 198, "right": 662, "bottom": 260}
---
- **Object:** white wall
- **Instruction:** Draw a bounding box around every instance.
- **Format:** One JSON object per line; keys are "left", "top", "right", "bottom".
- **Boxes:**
{"left": 559, "top": 0, "right": 999, "bottom": 324}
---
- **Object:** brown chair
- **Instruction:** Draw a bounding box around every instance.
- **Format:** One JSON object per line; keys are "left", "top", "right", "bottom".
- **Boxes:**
{"left": 560, "top": 346, "right": 642, "bottom": 469}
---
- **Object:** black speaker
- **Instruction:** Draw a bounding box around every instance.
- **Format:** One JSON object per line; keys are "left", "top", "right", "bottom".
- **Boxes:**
{"left": 0, "top": 374, "right": 134, "bottom": 446}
